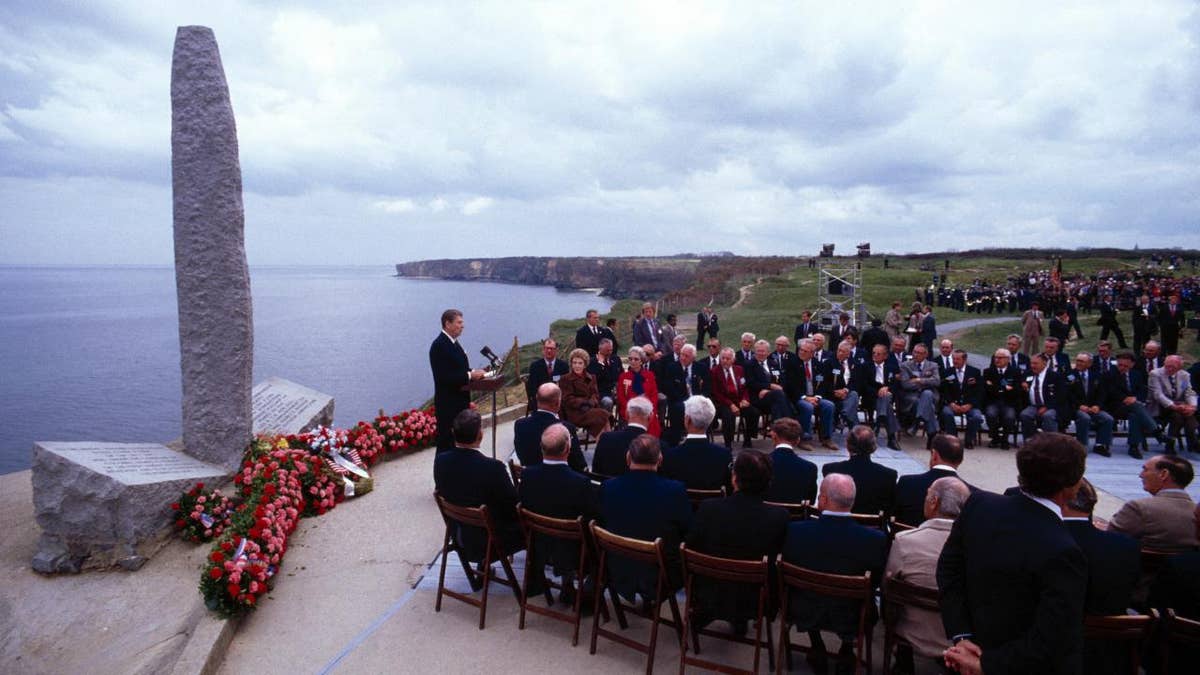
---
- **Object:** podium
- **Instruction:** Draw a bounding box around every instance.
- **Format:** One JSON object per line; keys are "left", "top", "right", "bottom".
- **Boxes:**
{"left": 464, "top": 375, "right": 507, "bottom": 458}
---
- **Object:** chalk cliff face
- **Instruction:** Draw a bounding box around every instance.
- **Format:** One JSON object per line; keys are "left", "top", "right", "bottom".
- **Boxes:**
{"left": 394, "top": 257, "right": 702, "bottom": 299}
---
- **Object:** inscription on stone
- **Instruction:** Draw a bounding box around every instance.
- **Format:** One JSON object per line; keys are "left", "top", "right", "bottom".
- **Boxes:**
{"left": 46, "top": 443, "right": 223, "bottom": 485}
{"left": 252, "top": 377, "right": 335, "bottom": 435}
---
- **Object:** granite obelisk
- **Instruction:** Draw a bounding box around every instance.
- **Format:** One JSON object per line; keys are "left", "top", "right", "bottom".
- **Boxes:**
{"left": 171, "top": 26, "right": 253, "bottom": 470}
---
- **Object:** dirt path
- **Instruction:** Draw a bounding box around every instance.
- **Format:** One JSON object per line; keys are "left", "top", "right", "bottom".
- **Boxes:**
{"left": 731, "top": 276, "right": 763, "bottom": 309}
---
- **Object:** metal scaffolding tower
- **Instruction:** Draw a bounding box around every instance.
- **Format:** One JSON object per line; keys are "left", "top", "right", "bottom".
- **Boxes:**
{"left": 816, "top": 260, "right": 865, "bottom": 329}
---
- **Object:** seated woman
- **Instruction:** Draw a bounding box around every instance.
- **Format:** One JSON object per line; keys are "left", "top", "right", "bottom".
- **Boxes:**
{"left": 560, "top": 348, "right": 612, "bottom": 438}
{"left": 616, "top": 346, "right": 662, "bottom": 437}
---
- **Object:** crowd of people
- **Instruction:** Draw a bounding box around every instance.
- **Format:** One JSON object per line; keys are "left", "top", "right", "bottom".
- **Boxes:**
{"left": 428, "top": 304, "right": 1200, "bottom": 674}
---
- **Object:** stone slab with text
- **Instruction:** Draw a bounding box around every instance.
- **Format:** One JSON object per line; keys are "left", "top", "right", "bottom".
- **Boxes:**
{"left": 252, "top": 377, "right": 335, "bottom": 435}
{"left": 31, "top": 442, "right": 227, "bottom": 573}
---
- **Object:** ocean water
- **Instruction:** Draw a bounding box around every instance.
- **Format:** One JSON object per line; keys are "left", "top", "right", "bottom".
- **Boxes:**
{"left": 0, "top": 265, "right": 609, "bottom": 475}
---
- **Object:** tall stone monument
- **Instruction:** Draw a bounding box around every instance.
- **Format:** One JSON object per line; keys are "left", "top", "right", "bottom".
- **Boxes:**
{"left": 171, "top": 25, "right": 254, "bottom": 471}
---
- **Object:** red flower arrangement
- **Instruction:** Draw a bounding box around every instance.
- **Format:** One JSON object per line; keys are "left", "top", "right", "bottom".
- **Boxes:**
{"left": 364, "top": 408, "right": 438, "bottom": 458}
{"left": 171, "top": 482, "right": 233, "bottom": 543}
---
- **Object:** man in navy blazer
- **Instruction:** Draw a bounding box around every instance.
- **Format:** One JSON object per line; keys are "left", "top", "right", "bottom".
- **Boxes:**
{"left": 433, "top": 410, "right": 523, "bottom": 560}
{"left": 1018, "top": 353, "right": 1063, "bottom": 439}
{"left": 1103, "top": 351, "right": 1164, "bottom": 458}
{"left": 525, "top": 338, "right": 569, "bottom": 411}
{"left": 938, "top": 350, "right": 985, "bottom": 448}
{"left": 599, "top": 434, "right": 692, "bottom": 601}
{"left": 1005, "top": 334, "right": 1031, "bottom": 375}
{"left": 1041, "top": 337, "right": 1071, "bottom": 376}
{"left": 745, "top": 340, "right": 797, "bottom": 423}
{"left": 822, "top": 425, "right": 898, "bottom": 516}
{"left": 661, "top": 396, "right": 732, "bottom": 491}
{"left": 782, "top": 473, "right": 888, "bottom": 671}
{"left": 513, "top": 383, "right": 586, "bottom": 471}
{"left": 592, "top": 397, "right": 653, "bottom": 477}
{"left": 938, "top": 432, "right": 1088, "bottom": 675}
{"left": 793, "top": 310, "right": 818, "bottom": 346}
{"left": 519, "top": 423, "right": 598, "bottom": 601}
{"left": 764, "top": 418, "right": 818, "bottom": 505}
{"left": 1066, "top": 352, "right": 1115, "bottom": 457}
{"left": 894, "top": 434, "right": 973, "bottom": 527}
{"left": 429, "top": 309, "right": 486, "bottom": 452}
{"left": 1062, "top": 479, "right": 1139, "bottom": 617}
{"left": 858, "top": 344, "right": 902, "bottom": 450}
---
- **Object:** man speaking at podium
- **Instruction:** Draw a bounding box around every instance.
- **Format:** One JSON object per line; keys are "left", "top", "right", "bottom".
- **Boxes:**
{"left": 430, "top": 309, "right": 486, "bottom": 453}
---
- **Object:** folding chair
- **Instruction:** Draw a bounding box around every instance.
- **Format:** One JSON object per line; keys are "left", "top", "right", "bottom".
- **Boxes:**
{"left": 806, "top": 509, "right": 888, "bottom": 533}
{"left": 1082, "top": 610, "right": 1157, "bottom": 675}
{"left": 433, "top": 493, "right": 521, "bottom": 630}
{"left": 517, "top": 507, "right": 591, "bottom": 646}
{"left": 678, "top": 545, "right": 775, "bottom": 674}
{"left": 763, "top": 500, "right": 809, "bottom": 522}
{"left": 687, "top": 487, "right": 727, "bottom": 512}
{"left": 1161, "top": 609, "right": 1200, "bottom": 675}
{"left": 508, "top": 459, "right": 523, "bottom": 488}
{"left": 776, "top": 558, "right": 873, "bottom": 675}
{"left": 589, "top": 523, "right": 684, "bottom": 675}
{"left": 881, "top": 575, "right": 941, "bottom": 674}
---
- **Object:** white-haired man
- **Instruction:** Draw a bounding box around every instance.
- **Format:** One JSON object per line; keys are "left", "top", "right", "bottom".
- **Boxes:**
{"left": 661, "top": 395, "right": 733, "bottom": 491}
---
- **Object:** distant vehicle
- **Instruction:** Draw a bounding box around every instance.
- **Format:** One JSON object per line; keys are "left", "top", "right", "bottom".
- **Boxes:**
{"left": 857, "top": 242, "right": 871, "bottom": 257}
{"left": 820, "top": 243, "right": 835, "bottom": 257}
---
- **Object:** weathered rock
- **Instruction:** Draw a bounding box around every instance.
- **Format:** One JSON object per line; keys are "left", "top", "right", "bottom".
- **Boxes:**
{"left": 252, "top": 377, "right": 335, "bottom": 435}
{"left": 171, "top": 26, "right": 253, "bottom": 470}
{"left": 31, "top": 442, "right": 227, "bottom": 573}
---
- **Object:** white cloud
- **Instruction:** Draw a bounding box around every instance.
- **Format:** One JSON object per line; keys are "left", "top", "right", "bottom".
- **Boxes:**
{"left": 372, "top": 198, "right": 415, "bottom": 214}
{"left": 461, "top": 196, "right": 494, "bottom": 216}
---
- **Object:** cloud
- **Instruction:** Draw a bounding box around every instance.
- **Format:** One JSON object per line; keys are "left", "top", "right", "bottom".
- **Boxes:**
{"left": 1, "top": 1, "right": 1198, "bottom": 265}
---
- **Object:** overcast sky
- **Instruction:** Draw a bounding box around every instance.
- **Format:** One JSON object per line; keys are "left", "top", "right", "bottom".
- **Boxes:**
{"left": 1, "top": 1, "right": 1197, "bottom": 265}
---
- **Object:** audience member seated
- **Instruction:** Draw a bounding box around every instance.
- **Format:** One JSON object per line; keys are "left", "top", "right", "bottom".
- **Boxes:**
{"left": 983, "top": 348, "right": 1023, "bottom": 449}
{"left": 1066, "top": 352, "right": 1114, "bottom": 457}
{"left": 518, "top": 423, "right": 599, "bottom": 603}
{"left": 660, "top": 344, "right": 709, "bottom": 446}
{"left": 1104, "top": 350, "right": 1164, "bottom": 459}
{"left": 587, "top": 338, "right": 623, "bottom": 411}
{"left": 746, "top": 339, "right": 799, "bottom": 433}
{"left": 513, "top": 383, "right": 586, "bottom": 471}
{"left": 616, "top": 346, "right": 662, "bottom": 437}
{"left": 1108, "top": 456, "right": 1199, "bottom": 552}
{"left": 885, "top": 477, "right": 971, "bottom": 671}
{"left": 433, "top": 409, "right": 523, "bottom": 559}
{"left": 1004, "top": 334, "right": 1030, "bottom": 374}
{"left": 661, "top": 395, "right": 732, "bottom": 491}
{"left": 592, "top": 396, "right": 652, "bottom": 478}
{"left": 782, "top": 473, "right": 888, "bottom": 673}
{"left": 1148, "top": 355, "right": 1198, "bottom": 454}
{"left": 894, "top": 434, "right": 971, "bottom": 527}
{"left": 858, "top": 344, "right": 901, "bottom": 450}
{"left": 938, "top": 349, "right": 984, "bottom": 448}
{"left": 685, "top": 450, "right": 790, "bottom": 633}
{"left": 526, "top": 338, "right": 568, "bottom": 412}
{"left": 710, "top": 347, "right": 759, "bottom": 449}
{"left": 1018, "top": 353, "right": 1061, "bottom": 441}
{"left": 828, "top": 340, "right": 862, "bottom": 432}
{"left": 793, "top": 339, "right": 837, "bottom": 449}
{"left": 598, "top": 433, "right": 692, "bottom": 601}
{"left": 1041, "top": 336, "right": 1070, "bottom": 376}
{"left": 735, "top": 332, "right": 756, "bottom": 368}
{"left": 898, "top": 343, "right": 941, "bottom": 447}
{"left": 1135, "top": 340, "right": 1165, "bottom": 376}
{"left": 821, "top": 424, "right": 898, "bottom": 516}
{"left": 1148, "top": 503, "right": 1200, "bottom": 675}
{"left": 764, "top": 418, "right": 818, "bottom": 505}
{"left": 560, "top": 348, "right": 612, "bottom": 439}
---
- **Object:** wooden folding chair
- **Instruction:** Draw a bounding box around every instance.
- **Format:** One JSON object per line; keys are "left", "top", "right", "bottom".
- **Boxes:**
{"left": 433, "top": 493, "right": 521, "bottom": 630}
{"left": 1083, "top": 610, "right": 1157, "bottom": 675}
{"left": 1140, "top": 547, "right": 1174, "bottom": 576}
{"left": 687, "top": 487, "right": 727, "bottom": 512}
{"left": 589, "top": 523, "right": 684, "bottom": 675}
{"left": 806, "top": 509, "right": 888, "bottom": 533}
{"left": 678, "top": 545, "right": 775, "bottom": 674}
{"left": 763, "top": 500, "right": 809, "bottom": 522}
{"left": 881, "top": 575, "right": 941, "bottom": 674}
{"left": 508, "top": 459, "right": 523, "bottom": 488}
{"left": 1161, "top": 608, "right": 1200, "bottom": 675}
{"left": 517, "top": 507, "right": 592, "bottom": 646}
{"left": 775, "top": 557, "right": 873, "bottom": 675}
{"left": 585, "top": 470, "right": 612, "bottom": 484}
{"left": 888, "top": 517, "right": 917, "bottom": 535}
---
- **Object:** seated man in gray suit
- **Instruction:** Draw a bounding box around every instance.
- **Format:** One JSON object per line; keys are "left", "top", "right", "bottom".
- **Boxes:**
{"left": 1108, "top": 456, "right": 1199, "bottom": 552}
{"left": 898, "top": 343, "right": 941, "bottom": 446}
{"left": 1148, "top": 355, "right": 1198, "bottom": 454}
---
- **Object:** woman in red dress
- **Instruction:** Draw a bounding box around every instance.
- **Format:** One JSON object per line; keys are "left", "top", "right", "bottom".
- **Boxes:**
{"left": 616, "top": 346, "right": 661, "bottom": 437}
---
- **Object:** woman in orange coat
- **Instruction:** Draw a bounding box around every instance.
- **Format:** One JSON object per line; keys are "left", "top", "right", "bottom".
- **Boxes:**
{"left": 560, "top": 348, "right": 612, "bottom": 437}
{"left": 616, "top": 346, "right": 661, "bottom": 437}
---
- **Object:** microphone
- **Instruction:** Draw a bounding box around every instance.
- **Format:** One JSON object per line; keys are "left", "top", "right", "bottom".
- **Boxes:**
{"left": 480, "top": 346, "right": 501, "bottom": 368}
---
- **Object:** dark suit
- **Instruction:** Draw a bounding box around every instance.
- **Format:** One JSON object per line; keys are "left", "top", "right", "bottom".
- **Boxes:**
{"left": 1150, "top": 550, "right": 1200, "bottom": 674}
{"left": 1010, "top": 351, "right": 1031, "bottom": 375}
{"left": 1132, "top": 303, "right": 1157, "bottom": 352}
{"left": 1063, "top": 519, "right": 1139, "bottom": 615}
{"left": 859, "top": 326, "right": 890, "bottom": 356}
{"left": 661, "top": 436, "right": 732, "bottom": 491}
{"left": 519, "top": 462, "right": 598, "bottom": 574}
{"left": 764, "top": 446, "right": 818, "bottom": 505}
{"left": 782, "top": 515, "right": 887, "bottom": 637}
{"left": 512, "top": 410, "right": 586, "bottom": 471}
{"left": 632, "top": 316, "right": 662, "bottom": 351}
{"left": 599, "top": 470, "right": 692, "bottom": 600}
{"left": 735, "top": 348, "right": 755, "bottom": 369}
{"left": 1097, "top": 301, "right": 1127, "bottom": 347}
{"left": 745, "top": 357, "right": 795, "bottom": 421}
{"left": 591, "top": 424, "right": 645, "bottom": 478}
{"left": 937, "top": 491, "right": 1087, "bottom": 675}
{"left": 686, "top": 493, "right": 789, "bottom": 620}
{"left": 575, "top": 324, "right": 604, "bottom": 357}
{"left": 526, "top": 358, "right": 569, "bottom": 404}
{"left": 660, "top": 360, "right": 711, "bottom": 445}
{"left": 939, "top": 365, "right": 985, "bottom": 442}
{"left": 696, "top": 311, "right": 719, "bottom": 344}
{"left": 794, "top": 321, "right": 818, "bottom": 345}
{"left": 587, "top": 354, "right": 623, "bottom": 399}
{"left": 1019, "top": 370, "right": 1063, "bottom": 437}
{"left": 1158, "top": 303, "right": 1186, "bottom": 354}
{"left": 920, "top": 313, "right": 937, "bottom": 352}
{"left": 893, "top": 467, "right": 967, "bottom": 526}
{"left": 1042, "top": 351, "right": 1071, "bottom": 376}
{"left": 984, "top": 363, "right": 1023, "bottom": 441}
{"left": 1103, "top": 368, "right": 1158, "bottom": 449}
{"left": 821, "top": 454, "right": 898, "bottom": 516}
{"left": 1065, "top": 368, "right": 1114, "bottom": 448}
{"left": 1048, "top": 317, "right": 1070, "bottom": 344}
{"left": 429, "top": 332, "right": 472, "bottom": 452}
{"left": 433, "top": 446, "right": 522, "bottom": 559}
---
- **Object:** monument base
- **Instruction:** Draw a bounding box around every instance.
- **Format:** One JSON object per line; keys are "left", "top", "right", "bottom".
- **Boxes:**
{"left": 31, "top": 442, "right": 229, "bottom": 574}
{"left": 252, "top": 377, "right": 335, "bottom": 435}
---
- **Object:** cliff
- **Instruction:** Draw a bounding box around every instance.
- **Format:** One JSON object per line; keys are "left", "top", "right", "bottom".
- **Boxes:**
{"left": 394, "top": 256, "right": 704, "bottom": 299}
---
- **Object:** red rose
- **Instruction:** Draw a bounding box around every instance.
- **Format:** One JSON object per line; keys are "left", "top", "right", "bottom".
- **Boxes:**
{"left": 227, "top": 582, "right": 241, "bottom": 597}
{"left": 209, "top": 567, "right": 224, "bottom": 579}
{"left": 210, "top": 551, "right": 225, "bottom": 564}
